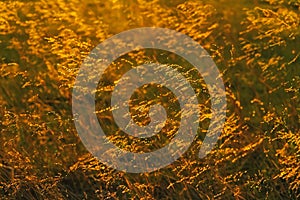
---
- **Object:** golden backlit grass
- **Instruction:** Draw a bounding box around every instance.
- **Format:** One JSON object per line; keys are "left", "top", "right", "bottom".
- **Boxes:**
{"left": 0, "top": 0, "right": 299, "bottom": 199}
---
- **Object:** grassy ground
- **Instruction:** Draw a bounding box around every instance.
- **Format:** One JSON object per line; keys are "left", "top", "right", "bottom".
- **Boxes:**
{"left": 0, "top": 0, "right": 299, "bottom": 199}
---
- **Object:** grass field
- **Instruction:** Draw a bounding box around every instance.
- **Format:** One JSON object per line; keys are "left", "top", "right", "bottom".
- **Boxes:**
{"left": 0, "top": 0, "right": 299, "bottom": 199}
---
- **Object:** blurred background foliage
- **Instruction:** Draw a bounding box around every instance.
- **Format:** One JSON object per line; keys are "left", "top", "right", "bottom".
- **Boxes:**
{"left": 0, "top": 0, "right": 299, "bottom": 199}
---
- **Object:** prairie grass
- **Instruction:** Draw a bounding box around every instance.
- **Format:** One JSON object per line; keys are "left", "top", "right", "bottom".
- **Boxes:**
{"left": 0, "top": 0, "right": 299, "bottom": 199}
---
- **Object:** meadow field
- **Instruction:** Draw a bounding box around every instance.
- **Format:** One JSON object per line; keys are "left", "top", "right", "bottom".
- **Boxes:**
{"left": 0, "top": 0, "right": 299, "bottom": 199}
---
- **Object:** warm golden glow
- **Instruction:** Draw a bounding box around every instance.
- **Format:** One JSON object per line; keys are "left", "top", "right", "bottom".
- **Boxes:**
{"left": 0, "top": 0, "right": 299, "bottom": 199}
